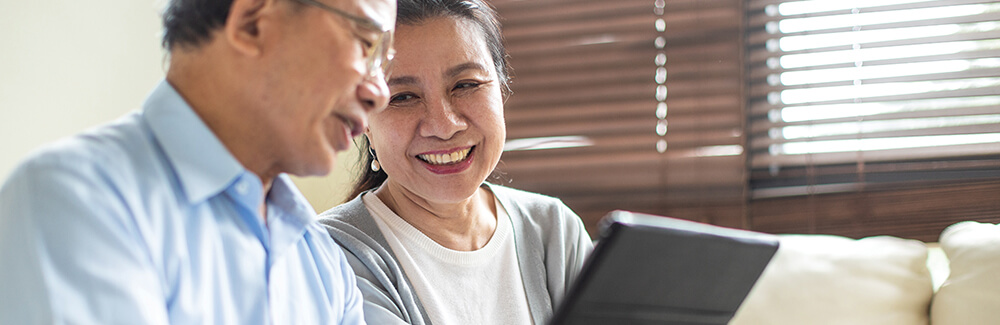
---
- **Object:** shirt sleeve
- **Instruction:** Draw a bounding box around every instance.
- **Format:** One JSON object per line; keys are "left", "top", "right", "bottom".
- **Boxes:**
{"left": 0, "top": 158, "right": 168, "bottom": 324}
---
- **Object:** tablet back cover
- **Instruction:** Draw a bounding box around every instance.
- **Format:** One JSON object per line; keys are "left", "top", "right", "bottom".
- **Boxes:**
{"left": 550, "top": 210, "right": 779, "bottom": 325}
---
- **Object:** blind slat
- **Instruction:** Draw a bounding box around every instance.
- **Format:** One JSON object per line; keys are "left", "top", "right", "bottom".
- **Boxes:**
{"left": 528, "top": 131, "right": 738, "bottom": 150}
{"left": 749, "top": 123, "right": 1000, "bottom": 150}
{"left": 749, "top": 86, "right": 1000, "bottom": 114}
{"left": 750, "top": 142, "right": 1000, "bottom": 168}
{"left": 748, "top": 30, "right": 1000, "bottom": 64}
{"left": 508, "top": 116, "right": 743, "bottom": 145}
{"left": 748, "top": 104, "right": 1000, "bottom": 132}
{"left": 747, "top": 0, "right": 998, "bottom": 21}
{"left": 506, "top": 96, "right": 740, "bottom": 124}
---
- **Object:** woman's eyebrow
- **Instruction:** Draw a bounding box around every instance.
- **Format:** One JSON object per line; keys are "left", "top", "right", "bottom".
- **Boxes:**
{"left": 446, "top": 62, "right": 488, "bottom": 78}
{"left": 388, "top": 62, "right": 487, "bottom": 87}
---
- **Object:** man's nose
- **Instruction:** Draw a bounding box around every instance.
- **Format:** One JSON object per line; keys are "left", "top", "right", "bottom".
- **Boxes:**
{"left": 357, "top": 72, "right": 390, "bottom": 113}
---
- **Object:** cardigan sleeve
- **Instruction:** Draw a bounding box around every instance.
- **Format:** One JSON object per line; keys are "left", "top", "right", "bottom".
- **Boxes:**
{"left": 319, "top": 197, "right": 430, "bottom": 325}
{"left": 559, "top": 201, "right": 595, "bottom": 295}
{"left": 486, "top": 183, "right": 595, "bottom": 323}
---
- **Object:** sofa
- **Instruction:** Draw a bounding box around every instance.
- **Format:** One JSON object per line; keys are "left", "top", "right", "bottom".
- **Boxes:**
{"left": 729, "top": 221, "right": 1000, "bottom": 325}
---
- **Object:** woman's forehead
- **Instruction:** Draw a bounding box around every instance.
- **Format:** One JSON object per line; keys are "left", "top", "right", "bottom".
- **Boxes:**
{"left": 387, "top": 18, "right": 495, "bottom": 85}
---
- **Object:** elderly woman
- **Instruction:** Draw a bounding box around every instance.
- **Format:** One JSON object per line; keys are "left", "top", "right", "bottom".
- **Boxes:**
{"left": 318, "top": 0, "right": 593, "bottom": 324}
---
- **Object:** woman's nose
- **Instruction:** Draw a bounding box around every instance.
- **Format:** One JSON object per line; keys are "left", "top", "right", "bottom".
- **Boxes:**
{"left": 420, "top": 97, "right": 468, "bottom": 140}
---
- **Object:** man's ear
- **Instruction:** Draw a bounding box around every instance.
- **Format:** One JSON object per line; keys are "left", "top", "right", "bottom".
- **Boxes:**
{"left": 223, "top": 0, "right": 275, "bottom": 57}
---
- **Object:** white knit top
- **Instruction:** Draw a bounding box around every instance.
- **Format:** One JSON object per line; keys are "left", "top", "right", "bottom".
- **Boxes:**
{"left": 363, "top": 193, "right": 533, "bottom": 325}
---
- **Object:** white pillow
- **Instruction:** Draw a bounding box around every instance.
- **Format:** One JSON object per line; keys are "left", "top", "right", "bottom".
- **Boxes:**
{"left": 931, "top": 221, "right": 1000, "bottom": 325}
{"left": 730, "top": 234, "right": 932, "bottom": 325}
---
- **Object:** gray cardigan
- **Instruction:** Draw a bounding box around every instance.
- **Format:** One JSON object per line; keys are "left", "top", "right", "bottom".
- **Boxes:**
{"left": 318, "top": 183, "right": 593, "bottom": 325}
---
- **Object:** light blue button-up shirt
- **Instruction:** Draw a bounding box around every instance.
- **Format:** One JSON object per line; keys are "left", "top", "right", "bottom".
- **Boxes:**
{"left": 0, "top": 81, "right": 365, "bottom": 324}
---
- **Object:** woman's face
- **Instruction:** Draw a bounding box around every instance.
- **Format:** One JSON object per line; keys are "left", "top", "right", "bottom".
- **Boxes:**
{"left": 367, "top": 16, "right": 505, "bottom": 204}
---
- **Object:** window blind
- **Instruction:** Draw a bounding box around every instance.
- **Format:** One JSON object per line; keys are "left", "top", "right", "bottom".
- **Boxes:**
{"left": 745, "top": 0, "right": 1000, "bottom": 240}
{"left": 492, "top": 0, "right": 749, "bottom": 235}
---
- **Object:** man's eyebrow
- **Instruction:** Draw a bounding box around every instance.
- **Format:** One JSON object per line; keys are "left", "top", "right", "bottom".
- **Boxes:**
{"left": 388, "top": 75, "right": 418, "bottom": 87}
{"left": 446, "top": 62, "right": 488, "bottom": 78}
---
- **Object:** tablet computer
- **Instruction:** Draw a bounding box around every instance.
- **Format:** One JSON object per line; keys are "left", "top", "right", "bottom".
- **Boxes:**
{"left": 550, "top": 210, "right": 779, "bottom": 325}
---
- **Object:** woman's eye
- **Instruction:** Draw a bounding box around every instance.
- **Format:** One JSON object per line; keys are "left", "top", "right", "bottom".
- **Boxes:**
{"left": 453, "top": 81, "right": 482, "bottom": 91}
{"left": 389, "top": 93, "right": 417, "bottom": 104}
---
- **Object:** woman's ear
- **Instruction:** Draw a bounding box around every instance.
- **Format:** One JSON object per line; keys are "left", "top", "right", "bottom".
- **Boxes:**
{"left": 365, "top": 132, "right": 376, "bottom": 152}
{"left": 223, "top": 0, "right": 274, "bottom": 57}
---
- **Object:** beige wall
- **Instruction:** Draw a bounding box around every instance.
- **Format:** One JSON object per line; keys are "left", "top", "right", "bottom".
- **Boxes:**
{"left": 0, "top": 1, "right": 165, "bottom": 180}
{"left": 288, "top": 146, "right": 362, "bottom": 213}
{"left": 0, "top": 0, "right": 355, "bottom": 213}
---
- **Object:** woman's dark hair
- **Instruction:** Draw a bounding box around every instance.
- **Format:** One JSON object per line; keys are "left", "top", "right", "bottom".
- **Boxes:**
{"left": 347, "top": 0, "right": 511, "bottom": 200}
{"left": 162, "top": 0, "right": 234, "bottom": 50}
{"left": 396, "top": 0, "right": 512, "bottom": 96}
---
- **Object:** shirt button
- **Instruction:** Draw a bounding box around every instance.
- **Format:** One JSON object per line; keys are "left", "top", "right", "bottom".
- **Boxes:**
{"left": 235, "top": 181, "right": 249, "bottom": 194}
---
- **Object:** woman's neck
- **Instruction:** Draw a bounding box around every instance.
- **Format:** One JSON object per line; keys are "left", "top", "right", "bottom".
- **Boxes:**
{"left": 375, "top": 183, "right": 498, "bottom": 251}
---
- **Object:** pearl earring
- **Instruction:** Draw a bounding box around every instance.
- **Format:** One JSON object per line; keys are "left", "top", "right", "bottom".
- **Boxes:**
{"left": 369, "top": 147, "right": 381, "bottom": 172}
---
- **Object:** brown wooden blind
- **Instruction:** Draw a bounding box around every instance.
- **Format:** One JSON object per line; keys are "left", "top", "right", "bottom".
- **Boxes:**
{"left": 492, "top": 0, "right": 749, "bottom": 236}
{"left": 745, "top": 0, "right": 1000, "bottom": 240}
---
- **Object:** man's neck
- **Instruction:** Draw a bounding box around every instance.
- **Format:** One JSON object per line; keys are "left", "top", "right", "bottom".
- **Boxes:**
{"left": 167, "top": 49, "right": 277, "bottom": 224}
{"left": 166, "top": 46, "right": 280, "bottom": 190}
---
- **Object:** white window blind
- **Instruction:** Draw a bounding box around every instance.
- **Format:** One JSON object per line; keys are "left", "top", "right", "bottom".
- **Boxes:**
{"left": 747, "top": 0, "right": 1000, "bottom": 199}
{"left": 746, "top": 0, "right": 1000, "bottom": 241}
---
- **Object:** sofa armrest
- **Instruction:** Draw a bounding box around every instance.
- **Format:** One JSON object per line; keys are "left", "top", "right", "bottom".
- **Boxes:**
{"left": 931, "top": 221, "right": 1000, "bottom": 325}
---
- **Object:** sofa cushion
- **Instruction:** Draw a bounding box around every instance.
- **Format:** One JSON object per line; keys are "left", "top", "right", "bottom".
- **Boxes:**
{"left": 730, "top": 234, "right": 932, "bottom": 325}
{"left": 931, "top": 221, "right": 1000, "bottom": 325}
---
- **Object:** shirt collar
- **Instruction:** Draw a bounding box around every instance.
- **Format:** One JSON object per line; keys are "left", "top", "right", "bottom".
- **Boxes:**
{"left": 265, "top": 174, "right": 319, "bottom": 259}
{"left": 143, "top": 80, "right": 244, "bottom": 204}
{"left": 268, "top": 174, "right": 317, "bottom": 227}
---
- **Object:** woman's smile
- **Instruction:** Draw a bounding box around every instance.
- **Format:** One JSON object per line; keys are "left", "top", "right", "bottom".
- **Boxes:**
{"left": 368, "top": 15, "right": 505, "bottom": 202}
{"left": 417, "top": 146, "right": 475, "bottom": 174}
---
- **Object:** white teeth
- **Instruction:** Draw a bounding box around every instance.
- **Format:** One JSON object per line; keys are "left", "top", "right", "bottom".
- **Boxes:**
{"left": 418, "top": 148, "right": 472, "bottom": 165}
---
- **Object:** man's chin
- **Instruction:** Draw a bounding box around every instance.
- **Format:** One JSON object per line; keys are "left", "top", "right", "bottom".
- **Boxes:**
{"left": 309, "top": 160, "right": 337, "bottom": 178}
{"left": 288, "top": 155, "right": 337, "bottom": 179}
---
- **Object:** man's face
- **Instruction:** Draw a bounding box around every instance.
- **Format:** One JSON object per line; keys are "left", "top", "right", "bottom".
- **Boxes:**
{"left": 255, "top": 0, "right": 395, "bottom": 178}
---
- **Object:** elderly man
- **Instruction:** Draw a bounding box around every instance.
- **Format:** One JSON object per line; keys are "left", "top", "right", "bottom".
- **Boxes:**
{"left": 0, "top": 0, "right": 394, "bottom": 323}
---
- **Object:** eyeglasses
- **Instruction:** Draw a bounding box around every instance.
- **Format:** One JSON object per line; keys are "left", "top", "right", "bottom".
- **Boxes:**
{"left": 293, "top": 0, "right": 395, "bottom": 79}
